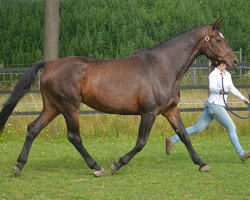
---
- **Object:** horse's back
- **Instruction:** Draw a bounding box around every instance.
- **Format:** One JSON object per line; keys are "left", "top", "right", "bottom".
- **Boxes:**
{"left": 40, "top": 56, "right": 157, "bottom": 114}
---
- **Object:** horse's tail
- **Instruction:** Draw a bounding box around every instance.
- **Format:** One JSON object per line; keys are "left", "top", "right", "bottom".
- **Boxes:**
{"left": 0, "top": 61, "right": 47, "bottom": 133}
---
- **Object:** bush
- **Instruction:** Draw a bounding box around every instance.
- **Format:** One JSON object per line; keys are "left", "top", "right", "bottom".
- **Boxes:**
{"left": 0, "top": 0, "right": 250, "bottom": 65}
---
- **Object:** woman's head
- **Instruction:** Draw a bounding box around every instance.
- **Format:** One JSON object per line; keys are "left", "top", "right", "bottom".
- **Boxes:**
{"left": 218, "top": 62, "right": 226, "bottom": 68}
{"left": 218, "top": 62, "right": 226, "bottom": 72}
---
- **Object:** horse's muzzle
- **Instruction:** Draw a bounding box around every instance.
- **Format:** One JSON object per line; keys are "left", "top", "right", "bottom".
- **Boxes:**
{"left": 232, "top": 59, "right": 239, "bottom": 67}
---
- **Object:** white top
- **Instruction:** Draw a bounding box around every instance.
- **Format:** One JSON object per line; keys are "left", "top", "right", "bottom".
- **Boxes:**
{"left": 207, "top": 68, "right": 245, "bottom": 106}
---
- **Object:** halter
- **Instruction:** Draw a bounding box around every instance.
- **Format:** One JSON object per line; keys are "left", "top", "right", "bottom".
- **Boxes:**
{"left": 203, "top": 27, "right": 233, "bottom": 61}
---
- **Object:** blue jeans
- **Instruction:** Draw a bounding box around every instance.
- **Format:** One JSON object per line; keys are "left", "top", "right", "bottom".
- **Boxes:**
{"left": 172, "top": 101, "right": 245, "bottom": 157}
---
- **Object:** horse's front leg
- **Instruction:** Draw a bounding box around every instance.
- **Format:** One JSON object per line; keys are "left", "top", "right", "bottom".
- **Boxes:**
{"left": 111, "top": 112, "right": 156, "bottom": 175}
{"left": 162, "top": 106, "right": 211, "bottom": 172}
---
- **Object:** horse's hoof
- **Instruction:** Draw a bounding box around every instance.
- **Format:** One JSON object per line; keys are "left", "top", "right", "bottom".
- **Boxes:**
{"left": 199, "top": 165, "right": 211, "bottom": 172}
{"left": 94, "top": 168, "right": 106, "bottom": 177}
{"left": 13, "top": 164, "right": 21, "bottom": 177}
{"left": 111, "top": 162, "right": 118, "bottom": 175}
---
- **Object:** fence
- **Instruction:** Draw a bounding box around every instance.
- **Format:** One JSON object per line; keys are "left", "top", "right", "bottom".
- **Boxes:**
{"left": 1, "top": 62, "right": 250, "bottom": 85}
{"left": 0, "top": 63, "right": 250, "bottom": 116}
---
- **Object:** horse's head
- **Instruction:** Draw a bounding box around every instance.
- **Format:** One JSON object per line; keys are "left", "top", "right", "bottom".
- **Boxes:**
{"left": 201, "top": 19, "right": 238, "bottom": 67}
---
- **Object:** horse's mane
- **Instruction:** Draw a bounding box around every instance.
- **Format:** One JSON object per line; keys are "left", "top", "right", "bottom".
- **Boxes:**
{"left": 155, "top": 25, "right": 204, "bottom": 48}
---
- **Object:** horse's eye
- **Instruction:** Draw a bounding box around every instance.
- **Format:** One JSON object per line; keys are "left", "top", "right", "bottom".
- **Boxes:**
{"left": 216, "top": 38, "right": 222, "bottom": 43}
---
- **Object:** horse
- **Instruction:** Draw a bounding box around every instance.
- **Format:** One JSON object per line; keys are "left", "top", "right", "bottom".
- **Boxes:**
{"left": 0, "top": 19, "right": 238, "bottom": 177}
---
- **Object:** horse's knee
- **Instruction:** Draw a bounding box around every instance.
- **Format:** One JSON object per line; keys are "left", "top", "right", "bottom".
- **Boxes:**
{"left": 67, "top": 132, "right": 74, "bottom": 143}
{"left": 26, "top": 122, "right": 40, "bottom": 141}
{"left": 27, "top": 122, "right": 35, "bottom": 132}
{"left": 67, "top": 131, "right": 81, "bottom": 144}
{"left": 136, "top": 140, "right": 146, "bottom": 152}
{"left": 179, "top": 134, "right": 191, "bottom": 146}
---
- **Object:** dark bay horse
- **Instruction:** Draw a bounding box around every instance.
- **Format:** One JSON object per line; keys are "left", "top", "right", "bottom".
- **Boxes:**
{"left": 0, "top": 19, "right": 238, "bottom": 177}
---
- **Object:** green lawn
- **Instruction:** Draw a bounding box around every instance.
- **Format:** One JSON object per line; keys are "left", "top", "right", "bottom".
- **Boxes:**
{"left": 1, "top": 133, "right": 250, "bottom": 200}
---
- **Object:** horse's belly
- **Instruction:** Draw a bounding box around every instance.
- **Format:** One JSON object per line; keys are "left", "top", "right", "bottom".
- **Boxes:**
{"left": 81, "top": 92, "right": 140, "bottom": 115}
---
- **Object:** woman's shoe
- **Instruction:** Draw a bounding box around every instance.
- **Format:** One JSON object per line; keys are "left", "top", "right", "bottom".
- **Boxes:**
{"left": 240, "top": 151, "right": 250, "bottom": 162}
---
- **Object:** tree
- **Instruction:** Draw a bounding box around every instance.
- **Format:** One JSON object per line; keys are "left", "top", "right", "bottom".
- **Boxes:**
{"left": 43, "top": 0, "right": 60, "bottom": 61}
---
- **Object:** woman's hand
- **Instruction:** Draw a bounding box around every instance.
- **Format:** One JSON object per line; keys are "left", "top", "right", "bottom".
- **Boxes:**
{"left": 243, "top": 98, "right": 249, "bottom": 104}
{"left": 219, "top": 89, "right": 228, "bottom": 95}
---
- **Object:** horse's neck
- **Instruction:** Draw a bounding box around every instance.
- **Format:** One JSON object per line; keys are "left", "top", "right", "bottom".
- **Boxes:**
{"left": 154, "top": 27, "right": 204, "bottom": 82}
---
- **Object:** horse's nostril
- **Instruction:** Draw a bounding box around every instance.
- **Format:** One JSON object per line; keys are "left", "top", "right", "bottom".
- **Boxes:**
{"left": 233, "top": 60, "right": 239, "bottom": 65}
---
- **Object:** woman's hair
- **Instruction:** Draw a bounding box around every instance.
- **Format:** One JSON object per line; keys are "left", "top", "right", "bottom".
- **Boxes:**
{"left": 208, "top": 60, "right": 216, "bottom": 74}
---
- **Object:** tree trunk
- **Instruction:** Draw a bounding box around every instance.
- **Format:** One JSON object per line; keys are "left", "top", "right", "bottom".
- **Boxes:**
{"left": 43, "top": 0, "right": 60, "bottom": 135}
{"left": 43, "top": 0, "right": 59, "bottom": 61}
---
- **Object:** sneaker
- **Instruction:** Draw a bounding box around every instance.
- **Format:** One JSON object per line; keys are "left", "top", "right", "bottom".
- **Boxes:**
{"left": 240, "top": 151, "right": 250, "bottom": 162}
{"left": 166, "top": 138, "right": 173, "bottom": 155}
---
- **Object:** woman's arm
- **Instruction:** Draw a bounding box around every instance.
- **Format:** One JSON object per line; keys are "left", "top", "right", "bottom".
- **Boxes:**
{"left": 227, "top": 73, "right": 246, "bottom": 101}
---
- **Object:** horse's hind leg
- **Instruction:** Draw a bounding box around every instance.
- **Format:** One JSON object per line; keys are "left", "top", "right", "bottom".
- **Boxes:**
{"left": 13, "top": 108, "right": 58, "bottom": 176}
{"left": 62, "top": 107, "right": 106, "bottom": 177}
{"left": 162, "top": 107, "right": 211, "bottom": 172}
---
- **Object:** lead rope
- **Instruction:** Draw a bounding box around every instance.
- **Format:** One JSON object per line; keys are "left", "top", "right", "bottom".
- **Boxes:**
{"left": 221, "top": 73, "right": 250, "bottom": 119}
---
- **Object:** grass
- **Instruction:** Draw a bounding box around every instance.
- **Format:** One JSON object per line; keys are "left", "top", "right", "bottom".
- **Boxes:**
{"left": 1, "top": 133, "right": 250, "bottom": 200}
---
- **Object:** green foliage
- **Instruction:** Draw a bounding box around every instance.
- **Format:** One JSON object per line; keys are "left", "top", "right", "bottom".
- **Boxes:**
{"left": 0, "top": 0, "right": 250, "bottom": 65}
{"left": 0, "top": 0, "right": 44, "bottom": 65}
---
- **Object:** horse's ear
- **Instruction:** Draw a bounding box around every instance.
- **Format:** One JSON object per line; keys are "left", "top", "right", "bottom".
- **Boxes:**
{"left": 212, "top": 19, "right": 223, "bottom": 30}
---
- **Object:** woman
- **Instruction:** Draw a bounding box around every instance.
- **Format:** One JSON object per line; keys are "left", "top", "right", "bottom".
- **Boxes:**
{"left": 166, "top": 62, "right": 250, "bottom": 161}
